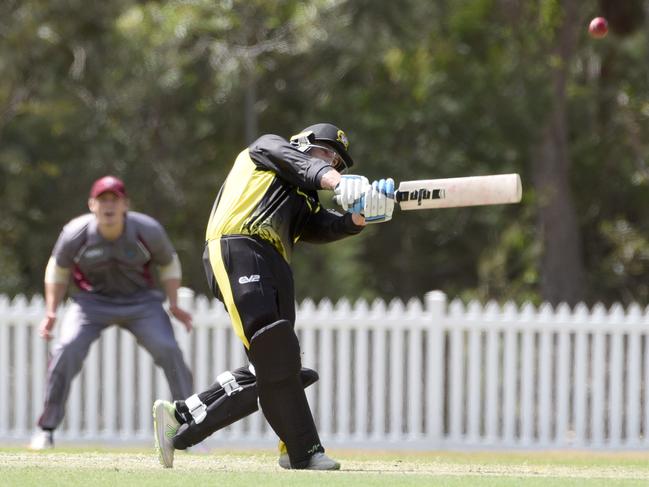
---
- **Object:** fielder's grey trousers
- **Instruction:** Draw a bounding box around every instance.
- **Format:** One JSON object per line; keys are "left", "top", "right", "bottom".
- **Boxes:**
{"left": 38, "top": 291, "right": 193, "bottom": 430}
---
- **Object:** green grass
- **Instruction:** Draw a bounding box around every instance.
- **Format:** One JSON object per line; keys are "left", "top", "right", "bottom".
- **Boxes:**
{"left": 1, "top": 447, "right": 648, "bottom": 487}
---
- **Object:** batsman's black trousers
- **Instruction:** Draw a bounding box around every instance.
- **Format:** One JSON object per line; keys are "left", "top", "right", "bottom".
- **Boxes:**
{"left": 205, "top": 235, "right": 296, "bottom": 346}
{"left": 204, "top": 235, "right": 324, "bottom": 467}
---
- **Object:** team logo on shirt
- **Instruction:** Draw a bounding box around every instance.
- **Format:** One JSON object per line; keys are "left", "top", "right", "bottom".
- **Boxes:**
{"left": 238, "top": 274, "right": 260, "bottom": 284}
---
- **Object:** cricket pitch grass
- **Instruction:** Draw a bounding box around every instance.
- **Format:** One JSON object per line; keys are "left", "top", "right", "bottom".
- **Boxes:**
{"left": 1, "top": 447, "right": 648, "bottom": 487}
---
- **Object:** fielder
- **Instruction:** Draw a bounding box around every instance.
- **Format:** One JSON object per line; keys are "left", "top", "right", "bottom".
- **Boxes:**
{"left": 153, "top": 123, "right": 394, "bottom": 470}
{"left": 30, "top": 176, "right": 194, "bottom": 450}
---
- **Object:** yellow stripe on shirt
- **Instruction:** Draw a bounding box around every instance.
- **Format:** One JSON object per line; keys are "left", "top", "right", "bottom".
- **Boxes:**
{"left": 206, "top": 149, "right": 276, "bottom": 242}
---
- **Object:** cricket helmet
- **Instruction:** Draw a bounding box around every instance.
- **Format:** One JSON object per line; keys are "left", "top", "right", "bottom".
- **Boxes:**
{"left": 290, "top": 123, "right": 354, "bottom": 169}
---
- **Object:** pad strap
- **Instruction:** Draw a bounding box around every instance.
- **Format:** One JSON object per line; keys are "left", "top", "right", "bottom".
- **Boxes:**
{"left": 185, "top": 394, "right": 207, "bottom": 424}
{"left": 217, "top": 371, "right": 243, "bottom": 396}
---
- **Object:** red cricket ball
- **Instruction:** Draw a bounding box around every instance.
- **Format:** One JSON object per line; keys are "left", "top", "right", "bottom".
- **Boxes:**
{"left": 589, "top": 17, "right": 608, "bottom": 38}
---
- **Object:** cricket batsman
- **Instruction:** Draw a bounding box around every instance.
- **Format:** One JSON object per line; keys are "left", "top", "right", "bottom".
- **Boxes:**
{"left": 152, "top": 123, "right": 394, "bottom": 470}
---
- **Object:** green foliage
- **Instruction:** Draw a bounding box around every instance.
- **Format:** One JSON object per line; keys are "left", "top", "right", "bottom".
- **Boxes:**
{"left": 3, "top": 0, "right": 649, "bottom": 306}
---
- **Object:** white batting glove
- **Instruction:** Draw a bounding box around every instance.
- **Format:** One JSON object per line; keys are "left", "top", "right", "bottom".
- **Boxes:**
{"left": 333, "top": 175, "right": 370, "bottom": 211}
{"left": 362, "top": 178, "right": 395, "bottom": 224}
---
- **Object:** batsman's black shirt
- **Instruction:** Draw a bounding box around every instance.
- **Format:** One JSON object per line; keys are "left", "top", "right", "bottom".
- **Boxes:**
{"left": 205, "top": 134, "right": 363, "bottom": 262}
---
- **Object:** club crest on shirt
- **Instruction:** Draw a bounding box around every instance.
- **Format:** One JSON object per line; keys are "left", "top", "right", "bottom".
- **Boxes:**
{"left": 84, "top": 248, "right": 104, "bottom": 259}
{"left": 337, "top": 130, "right": 349, "bottom": 149}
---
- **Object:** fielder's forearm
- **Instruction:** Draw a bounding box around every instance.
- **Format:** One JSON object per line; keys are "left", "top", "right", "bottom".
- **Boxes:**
{"left": 43, "top": 257, "right": 70, "bottom": 318}
{"left": 159, "top": 253, "right": 183, "bottom": 308}
{"left": 162, "top": 278, "right": 182, "bottom": 308}
{"left": 44, "top": 282, "right": 68, "bottom": 318}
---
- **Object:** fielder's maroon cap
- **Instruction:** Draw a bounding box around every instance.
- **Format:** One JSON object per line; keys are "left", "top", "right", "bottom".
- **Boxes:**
{"left": 89, "top": 176, "right": 127, "bottom": 198}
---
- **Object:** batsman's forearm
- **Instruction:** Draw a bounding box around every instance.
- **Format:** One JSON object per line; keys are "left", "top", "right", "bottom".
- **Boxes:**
{"left": 319, "top": 168, "right": 342, "bottom": 190}
{"left": 351, "top": 213, "right": 366, "bottom": 226}
{"left": 300, "top": 211, "right": 363, "bottom": 243}
{"left": 44, "top": 282, "right": 67, "bottom": 317}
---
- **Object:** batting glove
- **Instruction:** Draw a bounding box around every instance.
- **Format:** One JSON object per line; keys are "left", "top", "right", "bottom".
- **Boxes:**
{"left": 334, "top": 175, "right": 370, "bottom": 211}
{"left": 362, "top": 178, "right": 395, "bottom": 224}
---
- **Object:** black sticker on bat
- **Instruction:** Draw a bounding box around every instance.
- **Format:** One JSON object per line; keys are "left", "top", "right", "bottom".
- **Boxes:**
{"left": 396, "top": 188, "right": 445, "bottom": 205}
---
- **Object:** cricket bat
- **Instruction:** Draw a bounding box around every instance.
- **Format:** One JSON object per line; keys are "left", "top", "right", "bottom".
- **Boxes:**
{"left": 395, "top": 173, "right": 522, "bottom": 210}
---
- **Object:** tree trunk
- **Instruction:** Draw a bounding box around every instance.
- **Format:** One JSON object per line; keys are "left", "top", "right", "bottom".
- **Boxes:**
{"left": 532, "top": 0, "right": 585, "bottom": 305}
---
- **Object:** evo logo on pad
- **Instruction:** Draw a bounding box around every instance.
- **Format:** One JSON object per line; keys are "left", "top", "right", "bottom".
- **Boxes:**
{"left": 238, "top": 274, "right": 260, "bottom": 284}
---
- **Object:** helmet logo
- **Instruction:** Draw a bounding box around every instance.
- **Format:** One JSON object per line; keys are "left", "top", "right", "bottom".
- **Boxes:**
{"left": 337, "top": 130, "right": 349, "bottom": 149}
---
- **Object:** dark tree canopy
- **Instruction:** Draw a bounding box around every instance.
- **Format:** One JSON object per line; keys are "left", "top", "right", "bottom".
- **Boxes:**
{"left": 2, "top": 0, "right": 649, "bottom": 307}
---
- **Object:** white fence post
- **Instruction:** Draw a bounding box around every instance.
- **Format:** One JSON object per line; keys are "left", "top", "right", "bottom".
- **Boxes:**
{"left": 502, "top": 308, "right": 518, "bottom": 445}
{"left": 519, "top": 303, "right": 536, "bottom": 446}
{"left": 318, "top": 300, "right": 334, "bottom": 439}
{"left": 353, "top": 300, "right": 370, "bottom": 441}
{"left": 102, "top": 326, "right": 118, "bottom": 438}
{"left": 299, "top": 299, "right": 317, "bottom": 423}
{"left": 425, "top": 290, "right": 446, "bottom": 446}
{"left": 608, "top": 305, "right": 625, "bottom": 447}
{"left": 448, "top": 303, "right": 464, "bottom": 444}
{"left": 625, "top": 305, "right": 642, "bottom": 447}
{"left": 484, "top": 302, "right": 502, "bottom": 445}
{"left": 371, "top": 301, "right": 387, "bottom": 441}
{"left": 336, "top": 300, "right": 352, "bottom": 439}
{"left": 407, "top": 299, "right": 424, "bottom": 440}
{"left": 555, "top": 303, "right": 571, "bottom": 446}
{"left": 137, "top": 344, "right": 153, "bottom": 439}
{"left": 573, "top": 303, "right": 589, "bottom": 447}
{"left": 591, "top": 304, "right": 607, "bottom": 447}
{"left": 120, "top": 332, "right": 136, "bottom": 439}
{"left": 30, "top": 295, "right": 47, "bottom": 434}
{"left": 466, "top": 301, "right": 482, "bottom": 445}
{"left": 644, "top": 305, "right": 649, "bottom": 449}
{"left": 13, "top": 296, "right": 29, "bottom": 437}
{"left": 537, "top": 304, "right": 553, "bottom": 446}
{"left": 388, "top": 300, "right": 405, "bottom": 442}
{"left": 86, "top": 340, "right": 100, "bottom": 438}
{"left": 0, "top": 296, "right": 9, "bottom": 437}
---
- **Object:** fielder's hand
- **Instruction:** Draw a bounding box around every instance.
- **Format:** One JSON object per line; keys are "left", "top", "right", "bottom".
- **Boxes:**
{"left": 169, "top": 304, "right": 193, "bottom": 332}
{"left": 38, "top": 314, "right": 57, "bottom": 341}
{"left": 333, "top": 175, "right": 370, "bottom": 211}
{"left": 362, "top": 178, "right": 395, "bottom": 224}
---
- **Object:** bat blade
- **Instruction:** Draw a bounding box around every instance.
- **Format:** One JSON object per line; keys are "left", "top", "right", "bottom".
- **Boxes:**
{"left": 395, "top": 173, "right": 522, "bottom": 210}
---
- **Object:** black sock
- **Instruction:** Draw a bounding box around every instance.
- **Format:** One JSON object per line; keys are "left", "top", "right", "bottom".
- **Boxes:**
{"left": 41, "top": 429, "right": 54, "bottom": 443}
{"left": 173, "top": 400, "right": 190, "bottom": 424}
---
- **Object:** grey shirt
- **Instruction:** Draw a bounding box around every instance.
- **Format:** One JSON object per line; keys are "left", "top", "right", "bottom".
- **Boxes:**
{"left": 52, "top": 212, "right": 175, "bottom": 297}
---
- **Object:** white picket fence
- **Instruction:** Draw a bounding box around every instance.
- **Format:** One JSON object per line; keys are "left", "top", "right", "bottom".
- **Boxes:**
{"left": 1, "top": 289, "right": 649, "bottom": 450}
